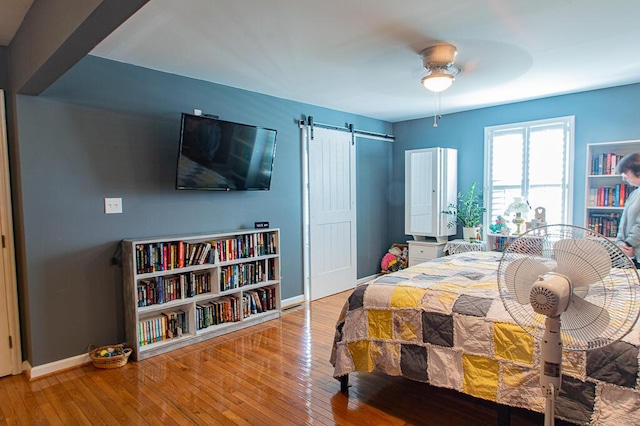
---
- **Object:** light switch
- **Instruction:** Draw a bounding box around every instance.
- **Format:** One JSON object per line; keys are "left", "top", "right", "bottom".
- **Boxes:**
{"left": 104, "top": 198, "right": 123, "bottom": 214}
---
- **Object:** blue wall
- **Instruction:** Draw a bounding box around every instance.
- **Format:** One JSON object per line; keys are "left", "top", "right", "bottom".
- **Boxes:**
{"left": 12, "top": 52, "right": 640, "bottom": 366}
{"left": 14, "top": 56, "right": 392, "bottom": 365}
{"left": 390, "top": 83, "right": 640, "bottom": 243}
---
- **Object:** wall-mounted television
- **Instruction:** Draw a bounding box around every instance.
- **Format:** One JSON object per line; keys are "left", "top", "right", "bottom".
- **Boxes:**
{"left": 175, "top": 113, "right": 277, "bottom": 191}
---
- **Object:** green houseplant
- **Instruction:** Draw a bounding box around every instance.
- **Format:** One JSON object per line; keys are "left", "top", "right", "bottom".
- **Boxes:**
{"left": 442, "top": 182, "right": 487, "bottom": 240}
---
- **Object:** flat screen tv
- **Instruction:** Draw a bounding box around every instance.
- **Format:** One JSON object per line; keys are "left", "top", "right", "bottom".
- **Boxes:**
{"left": 176, "top": 113, "right": 277, "bottom": 191}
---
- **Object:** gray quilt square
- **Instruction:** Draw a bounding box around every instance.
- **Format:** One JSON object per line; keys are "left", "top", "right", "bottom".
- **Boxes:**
{"left": 586, "top": 341, "right": 639, "bottom": 388}
{"left": 555, "top": 375, "right": 595, "bottom": 425}
{"left": 455, "top": 271, "right": 485, "bottom": 281}
{"left": 422, "top": 311, "right": 453, "bottom": 347}
{"left": 348, "top": 284, "right": 368, "bottom": 311}
{"left": 400, "top": 343, "right": 429, "bottom": 382}
{"left": 375, "top": 276, "right": 405, "bottom": 284}
{"left": 452, "top": 295, "right": 493, "bottom": 317}
{"left": 452, "top": 294, "right": 493, "bottom": 317}
{"left": 414, "top": 274, "right": 447, "bottom": 281}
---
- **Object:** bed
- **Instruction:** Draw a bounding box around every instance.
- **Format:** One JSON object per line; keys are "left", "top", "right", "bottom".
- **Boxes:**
{"left": 330, "top": 251, "right": 640, "bottom": 425}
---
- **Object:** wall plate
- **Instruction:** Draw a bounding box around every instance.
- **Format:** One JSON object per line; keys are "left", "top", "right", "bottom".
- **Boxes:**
{"left": 104, "top": 198, "right": 123, "bottom": 214}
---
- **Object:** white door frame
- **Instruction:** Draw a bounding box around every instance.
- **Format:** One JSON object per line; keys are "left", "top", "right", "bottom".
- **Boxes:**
{"left": 0, "top": 89, "right": 22, "bottom": 375}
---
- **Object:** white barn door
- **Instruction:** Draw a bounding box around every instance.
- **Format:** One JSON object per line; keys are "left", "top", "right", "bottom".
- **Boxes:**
{"left": 308, "top": 127, "right": 356, "bottom": 301}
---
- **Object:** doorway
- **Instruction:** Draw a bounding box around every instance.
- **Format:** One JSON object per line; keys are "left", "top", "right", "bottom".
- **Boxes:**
{"left": 0, "top": 89, "right": 22, "bottom": 376}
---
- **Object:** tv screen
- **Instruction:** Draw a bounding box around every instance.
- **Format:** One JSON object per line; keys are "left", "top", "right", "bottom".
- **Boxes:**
{"left": 176, "top": 114, "right": 277, "bottom": 191}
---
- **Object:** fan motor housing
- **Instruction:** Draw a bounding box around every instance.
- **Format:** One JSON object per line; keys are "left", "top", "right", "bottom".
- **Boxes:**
{"left": 529, "top": 273, "right": 571, "bottom": 317}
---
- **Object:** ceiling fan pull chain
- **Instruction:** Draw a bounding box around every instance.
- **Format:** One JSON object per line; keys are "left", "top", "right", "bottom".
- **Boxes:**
{"left": 433, "top": 92, "right": 439, "bottom": 128}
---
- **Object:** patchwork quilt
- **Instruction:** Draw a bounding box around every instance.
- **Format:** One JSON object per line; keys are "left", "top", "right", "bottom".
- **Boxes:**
{"left": 330, "top": 251, "right": 640, "bottom": 425}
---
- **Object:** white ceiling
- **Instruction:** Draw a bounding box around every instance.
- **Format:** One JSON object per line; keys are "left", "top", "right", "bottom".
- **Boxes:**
{"left": 5, "top": 0, "right": 640, "bottom": 122}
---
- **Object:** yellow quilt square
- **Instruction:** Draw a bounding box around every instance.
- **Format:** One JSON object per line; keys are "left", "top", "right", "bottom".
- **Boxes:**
{"left": 368, "top": 309, "right": 393, "bottom": 339}
{"left": 462, "top": 354, "right": 499, "bottom": 401}
{"left": 347, "top": 340, "right": 373, "bottom": 372}
{"left": 493, "top": 322, "right": 535, "bottom": 365}
{"left": 391, "top": 285, "right": 426, "bottom": 308}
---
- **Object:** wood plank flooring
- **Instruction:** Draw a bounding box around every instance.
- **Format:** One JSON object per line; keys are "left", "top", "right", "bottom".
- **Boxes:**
{"left": 0, "top": 290, "right": 566, "bottom": 425}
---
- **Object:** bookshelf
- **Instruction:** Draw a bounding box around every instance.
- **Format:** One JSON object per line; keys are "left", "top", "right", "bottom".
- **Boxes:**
{"left": 122, "top": 228, "right": 281, "bottom": 361}
{"left": 586, "top": 140, "right": 640, "bottom": 238}
{"left": 486, "top": 233, "right": 545, "bottom": 253}
{"left": 487, "top": 233, "right": 520, "bottom": 252}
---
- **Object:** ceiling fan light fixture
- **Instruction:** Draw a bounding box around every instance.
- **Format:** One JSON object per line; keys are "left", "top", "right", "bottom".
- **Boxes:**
{"left": 421, "top": 72, "right": 454, "bottom": 92}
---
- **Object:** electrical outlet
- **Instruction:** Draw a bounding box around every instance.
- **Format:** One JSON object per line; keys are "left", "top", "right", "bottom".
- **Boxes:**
{"left": 104, "top": 198, "right": 123, "bottom": 214}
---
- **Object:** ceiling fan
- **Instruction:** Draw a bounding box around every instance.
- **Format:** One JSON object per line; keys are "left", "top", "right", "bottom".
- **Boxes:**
{"left": 420, "top": 43, "right": 462, "bottom": 93}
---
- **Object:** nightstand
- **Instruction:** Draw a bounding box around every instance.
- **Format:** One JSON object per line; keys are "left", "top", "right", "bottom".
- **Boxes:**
{"left": 408, "top": 240, "right": 446, "bottom": 266}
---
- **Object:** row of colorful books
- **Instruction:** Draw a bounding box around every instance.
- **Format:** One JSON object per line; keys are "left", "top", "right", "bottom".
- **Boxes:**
{"left": 588, "top": 184, "right": 633, "bottom": 207}
{"left": 194, "top": 286, "right": 278, "bottom": 331}
{"left": 490, "top": 235, "right": 516, "bottom": 252}
{"left": 134, "top": 231, "right": 278, "bottom": 274}
{"left": 220, "top": 261, "right": 265, "bottom": 291}
{"left": 195, "top": 296, "right": 241, "bottom": 329}
{"left": 135, "top": 241, "right": 211, "bottom": 274}
{"left": 587, "top": 212, "right": 621, "bottom": 238}
{"left": 138, "top": 310, "right": 188, "bottom": 347}
{"left": 244, "top": 287, "right": 277, "bottom": 315}
{"left": 591, "top": 152, "right": 624, "bottom": 176}
{"left": 213, "top": 232, "right": 278, "bottom": 262}
{"left": 137, "top": 271, "right": 211, "bottom": 307}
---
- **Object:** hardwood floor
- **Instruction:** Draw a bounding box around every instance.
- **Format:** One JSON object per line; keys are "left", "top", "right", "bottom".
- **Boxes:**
{"left": 0, "top": 291, "right": 562, "bottom": 425}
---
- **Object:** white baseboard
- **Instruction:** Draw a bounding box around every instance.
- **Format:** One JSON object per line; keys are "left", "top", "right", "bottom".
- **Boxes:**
{"left": 24, "top": 352, "right": 91, "bottom": 380}
{"left": 282, "top": 294, "right": 305, "bottom": 309}
{"left": 357, "top": 273, "right": 380, "bottom": 285}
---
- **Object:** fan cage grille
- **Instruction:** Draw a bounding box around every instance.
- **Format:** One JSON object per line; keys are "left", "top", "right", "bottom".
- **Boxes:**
{"left": 497, "top": 224, "right": 640, "bottom": 351}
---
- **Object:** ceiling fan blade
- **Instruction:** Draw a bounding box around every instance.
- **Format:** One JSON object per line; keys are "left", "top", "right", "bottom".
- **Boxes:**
{"left": 504, "top": 257, "right": 550, "bottom": 304}
{"left": 561, "top": 295, "right": 611, "bottom": 342}
{"left": 553, "top": 239, "right": 612, "bottom": 288}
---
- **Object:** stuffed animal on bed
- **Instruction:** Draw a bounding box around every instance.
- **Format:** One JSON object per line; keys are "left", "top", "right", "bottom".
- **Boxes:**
{"left": 381, "top": 246, "right": 407, "bottom": 273}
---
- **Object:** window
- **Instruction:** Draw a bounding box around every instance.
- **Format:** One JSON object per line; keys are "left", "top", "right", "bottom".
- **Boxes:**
{"left": 484, "top": 116, "right": 574, "bottom": 228}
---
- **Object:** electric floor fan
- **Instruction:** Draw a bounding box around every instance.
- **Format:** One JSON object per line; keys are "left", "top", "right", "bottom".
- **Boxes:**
{"left": 497, "top": 224, "right": 640, "bottom": 426}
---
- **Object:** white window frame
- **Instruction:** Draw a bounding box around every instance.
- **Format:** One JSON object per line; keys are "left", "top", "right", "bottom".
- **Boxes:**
{"left": 483, "top": 116, "right": 575, "bottom": 228}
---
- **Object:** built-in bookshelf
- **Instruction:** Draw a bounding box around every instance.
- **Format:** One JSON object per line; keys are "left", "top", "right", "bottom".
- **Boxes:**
{"left": 586, "top": 141, "right": 640, "bottom": 238}
{"left": 122, "top": 228, "right": 281, "bottom": 361}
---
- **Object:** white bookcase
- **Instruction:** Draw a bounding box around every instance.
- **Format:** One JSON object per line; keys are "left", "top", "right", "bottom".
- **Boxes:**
{"left": 585, "top": 140, "right": 640, "bottom": 238}
{"left": 122, "top": 228, "right": 281, "bottom": 361}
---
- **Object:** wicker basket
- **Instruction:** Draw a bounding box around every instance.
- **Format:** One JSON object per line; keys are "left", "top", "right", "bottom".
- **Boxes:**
{"left": 88, "top": 344, "right": 132, "bottom": 369}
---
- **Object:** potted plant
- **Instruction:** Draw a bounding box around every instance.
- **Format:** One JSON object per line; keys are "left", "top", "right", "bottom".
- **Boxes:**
{"left": 442, "top": 182, "right": 487, "bottom": 241}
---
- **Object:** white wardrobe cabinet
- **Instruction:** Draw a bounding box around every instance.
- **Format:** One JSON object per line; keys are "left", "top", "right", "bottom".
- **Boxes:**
{"left": 405, "top": 147, "right": 457, "bottom": 242}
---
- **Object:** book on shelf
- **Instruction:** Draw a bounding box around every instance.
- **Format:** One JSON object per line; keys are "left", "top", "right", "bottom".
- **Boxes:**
{"left": 592, "top": 152, "right": 623, "bottom": 175}
{"left": 588, "top": 212, "right": 621, "bottom": 237}
{"left": 137, "top": 273, "right": 189, "bottom": 307}
{"left": 139, "top": 310, "right": 188, "bottom": 346}
{"left": 591, "top": 183, "right": 631, "bottom": 207}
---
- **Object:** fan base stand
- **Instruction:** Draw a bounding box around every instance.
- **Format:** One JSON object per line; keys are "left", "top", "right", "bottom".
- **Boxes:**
{"left": 544, "top": 384, "right": 556, "bottom": 426}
